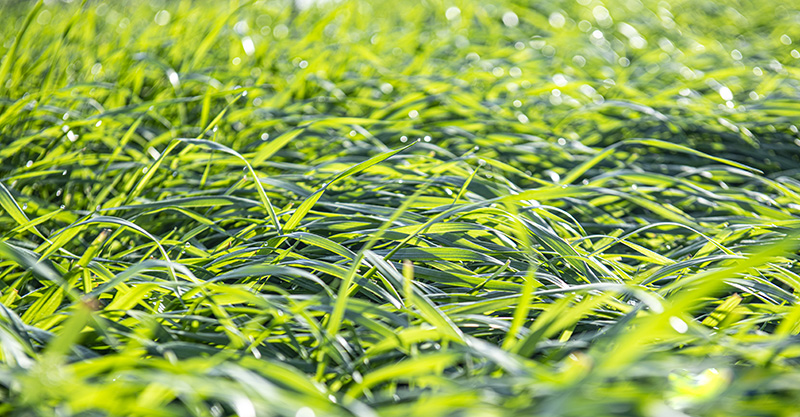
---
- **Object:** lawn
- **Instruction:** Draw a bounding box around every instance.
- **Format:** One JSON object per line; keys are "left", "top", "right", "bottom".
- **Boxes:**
{"left": 1, "top": 0, "right": 800, "bottom": 415}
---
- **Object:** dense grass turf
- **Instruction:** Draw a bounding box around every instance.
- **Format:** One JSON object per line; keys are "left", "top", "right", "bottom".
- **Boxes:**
{"left": 2, "top": 0, "right": 800, "bottom": 415}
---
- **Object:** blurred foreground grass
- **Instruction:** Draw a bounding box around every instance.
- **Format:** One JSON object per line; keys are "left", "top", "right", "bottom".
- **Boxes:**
{"left": 1, "top": 0, "right": 800, "bottom": 415}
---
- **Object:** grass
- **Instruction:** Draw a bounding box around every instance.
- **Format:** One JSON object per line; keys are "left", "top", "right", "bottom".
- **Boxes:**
{"left": 1, "top": 0, "right": 800, "bottom": 415}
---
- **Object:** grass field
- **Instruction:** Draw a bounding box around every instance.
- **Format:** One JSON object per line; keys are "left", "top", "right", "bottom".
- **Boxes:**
{"left": 1, "top": 0, "right": 800, "bottom": 415}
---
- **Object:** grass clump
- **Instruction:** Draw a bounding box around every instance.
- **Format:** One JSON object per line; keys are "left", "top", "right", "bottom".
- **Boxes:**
{"left": 1, "top": 0, "right": 800, "bottom": 415}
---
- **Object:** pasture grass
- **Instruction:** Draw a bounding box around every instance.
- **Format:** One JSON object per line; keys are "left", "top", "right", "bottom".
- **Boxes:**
{"left": 1, "top": 0, "right": 800, "bottom": 415}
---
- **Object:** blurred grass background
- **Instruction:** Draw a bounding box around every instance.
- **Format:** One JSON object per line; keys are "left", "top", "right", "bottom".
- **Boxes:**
{"left": 1, "top": 0, "right": 800, "bottom": 415}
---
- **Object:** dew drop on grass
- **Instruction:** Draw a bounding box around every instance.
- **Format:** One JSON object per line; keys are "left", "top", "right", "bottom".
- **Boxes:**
{"left": 142, "top": 167, "right": 148, "bottom": 174}
{"left": 423, "top": 135, "right": 431, "bottom": 142}
{"left": 630, "top": 36, "right": 646, "bottom": 49}
{"left": 445, "top": 6, "right": 460, "bottom": 20}
{"left": 400, "top": 136, "right": 407, "bottom": 143}
{"left": 59, "top": 205, "right": 65, "bottom": 209}
{"left": 592, "top": 6, "right": 610, "bottom": 23}
{"left": 168, "top": 70, "right": 179, "bottom": 87}
{"left": 26, "top": 160, "right": 33, "bottom": 168}
{"left": 56, "top": 189, "right": 62, "bottom": 197}
{"left": 351, "top": 371, "right": 363, "bottom": 383}
{"left": 549, "top": 12, "right": 566, "bottom": 28}
{"left": 408, "top": 110, "right": 419, "bottom": 119}
{"left": 719, "top": 86, "right": 733, "bottom": 101}
{"left": 242, "top": 36, "right": 255, "bottom": 56}
{"left": 669, "top": 316, "right": 688, "bottom": 334}
{"left": 261, "top": 133, "right": 269, "bottom": 141}
{"left": 62, "top": 170, "right": 68, "bottom": 175}
{"left": 273, "top": 24, "right": 289, "bottom": 39}
{"left": 502, "top": 11, "right": 519, "bottom": 27}
{"left": 37, "top": 9, "right": 51, "bottom": 25}
{"left": 22, "top": 203, "right": 27, "bottom": 210}
{"left": 154, "top": 10, "right": 171, "bottom": 26}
